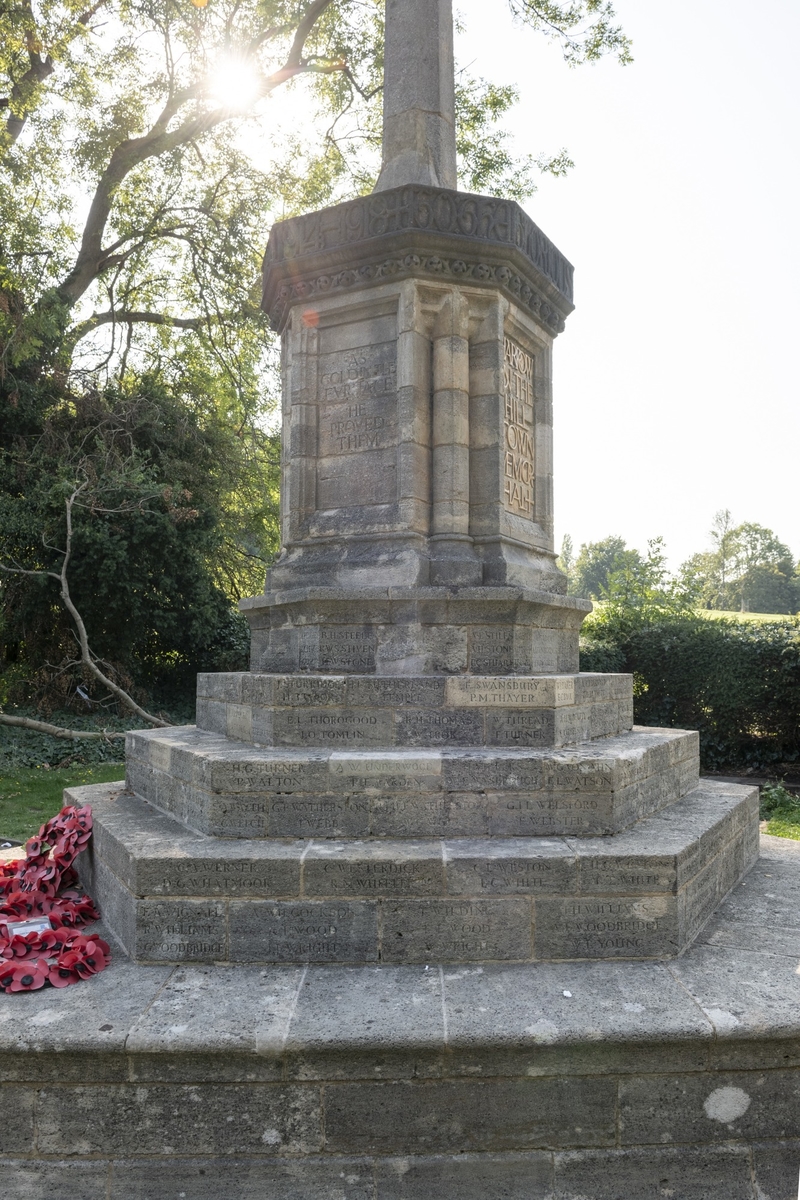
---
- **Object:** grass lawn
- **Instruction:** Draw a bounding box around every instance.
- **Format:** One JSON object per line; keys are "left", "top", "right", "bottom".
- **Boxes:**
{"left": 0, "top": 763, "right": 125, "bottom": 843}
{"left": 765, "top": 811, "right": 800, "bottom": 840}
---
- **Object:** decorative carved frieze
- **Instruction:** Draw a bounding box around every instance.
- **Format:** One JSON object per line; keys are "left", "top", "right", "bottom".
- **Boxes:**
{"left": 262, "top": 186, "right": 574, "bottom": 334}
{"left": 265, "top": 249, "right": 568, "bottom": 335}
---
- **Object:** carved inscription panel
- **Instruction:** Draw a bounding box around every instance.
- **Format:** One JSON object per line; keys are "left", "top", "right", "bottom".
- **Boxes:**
{"left": 502, "top": 337, "right": 535, "bottom": 518}
{"left": 317, "top": 341, "right": 398, "bottom": 509}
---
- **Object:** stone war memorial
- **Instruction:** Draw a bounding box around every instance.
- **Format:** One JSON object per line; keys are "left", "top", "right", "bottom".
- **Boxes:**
{"left": 5, "top": 2, "right": 800, "bottom": 1198}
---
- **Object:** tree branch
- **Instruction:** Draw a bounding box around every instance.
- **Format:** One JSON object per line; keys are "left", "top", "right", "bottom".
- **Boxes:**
{"left": 56, "top": 487, "right": 170, "bottom": 727}
{"left": 67, "top": 309, "right": 211, "bottom": 349}
{"left": 0, "top": 713, "right": 125, "bottom": 741}
{"left": 3, "top": 43, "right": 53, "bottom": 149}
{"left": 1, "top": 487, "right": 171, "bottom": 729}
{"left": 286, "top": 0, "right": 338, "bottom": 69}
{"left": 52, "top": 0, "right": 343, "bottom": 308}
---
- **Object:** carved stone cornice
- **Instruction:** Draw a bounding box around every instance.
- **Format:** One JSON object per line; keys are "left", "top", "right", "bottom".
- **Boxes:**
{"left": 262, "top": 185, "right": 575, "bottom": 335}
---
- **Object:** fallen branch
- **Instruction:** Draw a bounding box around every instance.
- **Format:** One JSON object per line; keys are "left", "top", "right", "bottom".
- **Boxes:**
{"left": 0, "top": 483, "right": 171, "bottom": 730}
{"left": 0, "top": 714, "right": 125, "bottom": 740}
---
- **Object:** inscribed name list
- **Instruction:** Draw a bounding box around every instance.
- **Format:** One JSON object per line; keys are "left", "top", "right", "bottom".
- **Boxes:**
{"left": 317, "top": 341, "right": 397, "bottom": 508}
{"left": 502, "top": 337, "right": 534, "bottom": 518}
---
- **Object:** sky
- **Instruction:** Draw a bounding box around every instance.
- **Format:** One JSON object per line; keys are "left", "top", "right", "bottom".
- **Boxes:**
{"left": 454, "top": 0, "right": 800, "bottom": 567}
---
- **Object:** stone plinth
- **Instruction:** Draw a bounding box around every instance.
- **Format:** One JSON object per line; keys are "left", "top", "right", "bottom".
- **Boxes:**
{"left": 259, "top": 185, "right": 573, "bottom": 598}
{"left": 13, "top": 820, "right": 798, "bottom": 1200}
{"left": 80, "top": 779, "right": 756, "bottom": 966}
{"left": 242, "top": 587, "right": 590, "bottom": 676}
{"left": 193, "top": 671, "right": 633, "bottom": 750}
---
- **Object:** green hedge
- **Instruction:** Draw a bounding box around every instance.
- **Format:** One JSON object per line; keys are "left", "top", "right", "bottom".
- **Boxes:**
{"left": 581, "top": 615, "right": 800, "bottom": 771}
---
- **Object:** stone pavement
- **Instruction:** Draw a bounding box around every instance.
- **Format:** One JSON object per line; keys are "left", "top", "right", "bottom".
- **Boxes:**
{"left": 2, "top": 831, "right": 800, "bottom": 1198}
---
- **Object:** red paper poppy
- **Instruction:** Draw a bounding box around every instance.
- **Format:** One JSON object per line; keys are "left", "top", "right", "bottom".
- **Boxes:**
{"left": 3, "top": 957, "right": 48, "bottom": 991}
{"left": 2, "top": 933, "right": 42, "bottom": 959}
{"left": 68, "top": 936, "right": 110, "bottom": 977}
{"left": 39, "top": 928, "right": 67, "bottom": 955}
{"left": 48, "top": 960, "right": 82, "bottom": 988}
{"left": 0, "top": 802, "right": 108, "bottom": 993}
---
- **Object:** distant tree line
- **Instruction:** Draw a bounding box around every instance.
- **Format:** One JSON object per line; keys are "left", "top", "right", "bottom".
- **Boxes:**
{"left": 559, "top": 510, "right": 800, "bottom": 615}
{"left": 570, "top": 535, "right": 800, "bottom": 773}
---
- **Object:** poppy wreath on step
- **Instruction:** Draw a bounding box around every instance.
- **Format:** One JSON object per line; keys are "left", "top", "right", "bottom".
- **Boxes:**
{"left": 0, "top": 805, "right": 110, "bottom": 992}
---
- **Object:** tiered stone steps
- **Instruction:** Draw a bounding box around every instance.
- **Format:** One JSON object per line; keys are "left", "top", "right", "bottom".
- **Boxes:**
{"left": 80, "top": 672, "right": 759, "bottom": 967}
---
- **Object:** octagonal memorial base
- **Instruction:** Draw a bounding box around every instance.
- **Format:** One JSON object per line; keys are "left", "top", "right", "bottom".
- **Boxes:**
{"left": 78, "top": 768, "right": 758, "bottom": 967}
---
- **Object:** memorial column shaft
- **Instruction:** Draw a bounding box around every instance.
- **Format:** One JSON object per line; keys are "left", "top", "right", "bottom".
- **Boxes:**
{"left": 375, "top": 0, "right": 457, "bottom": 192}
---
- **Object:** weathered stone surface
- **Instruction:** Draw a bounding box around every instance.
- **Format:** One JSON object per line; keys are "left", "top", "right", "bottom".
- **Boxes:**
{"left": 123, "top": 724, "right": 700, "bottom": 840}
{"left": 0, "top": 836, "right": 798, "bottom": 1199}
{"left": 380, "top": 897, "right": 532, "bottom": 963}
{"left": 36, "top": 1083, "right": 321, "bottom": 1157}
{"left": 286, "top": 964, "right": 445, "bottom": 1079}
{"left": 244, "top": 589, "right": 588, "bottom": 675}
{"left": 0, "top": 1161, "right": 109, "bottom": 1200}
{"left": 552, "top": 1146, "right": 755, "bottom": 1200}
{"left": 228, "top": 900, "right": 379, "bottom": 964}
{"left": 322, "top": 1077, "right": 617, "bottom": 1153}
{"left": 670, "top": 941, "right": 800, "bottom": 1040}
{"left": 111, "top": 1158, "right": 375, "bottom": 1200}
{"left": 195, "top": 672, "right": 633, "bottom": 749}
{"left": 619, "top": 1068, "right": 800, "bottom": 1145}
{"left": 135, "top": 899, "right": 227, "bottom": 963}
{"left": 375, "top": 1152, "right": 554, "bottom": 1198}
{"left": 444, "top": 838, "right": 575, "bottom": 895}
{"left": 534, "top": 895, "right": 679, "bottom": 961}
{"left": 751, "top": 1141, "right": 800, "bottom": 1200}
{"left": 262, "top": 187, "right": 574, "bottom": 336}
{"left": 303, "top": 842, "right": 444, "bottom": 898}
{"left": 126, "top": 965, "right": 304, "bottom": 1061}
{"left": 75, "top": 778, "right": 757, "bottom": 964}
{"left": 0, "top": 1088, "right": 35, "bottom": 1154}
{"left": 375, "top": 0, "right": 457, "bottom": 193}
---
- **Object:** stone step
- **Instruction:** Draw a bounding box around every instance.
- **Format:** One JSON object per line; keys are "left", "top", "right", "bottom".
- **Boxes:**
{"left": 196, "top": 672, "right": 634, "bottom": 749}
{"left": 76, "top": 779, "right": 758, "bottom": 966}
{"left": 126, "top": 724, "right": 699, "bottom": 839}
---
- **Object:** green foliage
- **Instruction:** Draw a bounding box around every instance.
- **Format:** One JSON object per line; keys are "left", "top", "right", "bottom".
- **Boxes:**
{"left": 759, "top": 781, "right": 800, "bottom": 820}
{"left": 578, "top": 533, "right": 800, "bottom": 771}
{"left": 681, "top": 510, "right": 798, "bottom": 614}
{"left": 455, "top": 76, "right": 573, "bottom": 200}
{"left": 570, "top": 535, "right": 642, "bottom": 599}
{"left": 760, "top": 782, "right": 800, "bottom": 840}
{"left": 582, "top": 612, "right": 800, "bottom": 772}
{"left": 1, "top": 378, "right": 262, "bottom": 708}
{"left": 508, "top": 0, "right": 633, "bottom": 66}
{"left": 764, "top": 812, "right": 800, "bottom": 841}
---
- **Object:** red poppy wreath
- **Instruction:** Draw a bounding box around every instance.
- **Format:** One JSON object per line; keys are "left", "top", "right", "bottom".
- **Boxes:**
{"left": 0, "top": 804, "right": 110, "bottom": 993}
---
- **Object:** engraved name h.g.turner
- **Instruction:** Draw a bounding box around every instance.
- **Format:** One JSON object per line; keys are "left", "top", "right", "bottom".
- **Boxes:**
{"left": 503, "top": 336, "right": 535, "bottom": 518}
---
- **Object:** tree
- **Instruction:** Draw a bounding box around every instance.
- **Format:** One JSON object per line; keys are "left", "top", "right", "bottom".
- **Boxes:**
{"left": 1, "top": 0, "right": 632, "bottom": 723}
{"left": 571, "top": 535, "right": 642, "bottom": 600}
{"left": 557, "top": 533, "right": 575, "bottom": 589}
{"left": 681, "top": 514, "right": 798, "bottom": 614}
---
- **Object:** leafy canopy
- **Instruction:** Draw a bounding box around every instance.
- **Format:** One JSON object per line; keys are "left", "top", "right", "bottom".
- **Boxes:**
{"left": 0, "top": 0, "right": 631, "bottom": 712}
